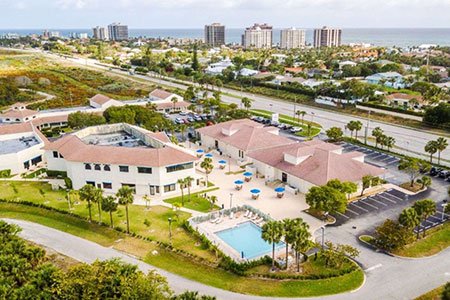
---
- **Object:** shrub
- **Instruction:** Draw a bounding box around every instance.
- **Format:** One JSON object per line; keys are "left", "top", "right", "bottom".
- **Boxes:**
{"left": 0, "top": 169, "right": 11, "bottom": 178}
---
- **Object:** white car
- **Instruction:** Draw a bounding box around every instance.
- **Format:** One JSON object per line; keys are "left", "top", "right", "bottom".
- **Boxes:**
{"left": 290, "top": 127, "right": 302, "bottom": 133}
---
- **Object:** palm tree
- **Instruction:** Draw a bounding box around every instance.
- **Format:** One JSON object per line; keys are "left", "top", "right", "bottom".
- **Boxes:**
{"left": 398, "top": 207, "right": 421, "bottom": 239}
{"left": 241, "top": 97, "right": 253, "bottom": 111}
{"left": 413, "top": 199, "right": 437, "bottom": 237}
{"left": 79, "top": 184, "right": 96, "bottom": 222}
{"left": 146, "top": 102, "right": 158, "bottom": 111}
{"left": 282, "top": 219, "right": 296, "bottom": 270}
{"left": 200, "top": 157, "right": 213, "bottom": 187}
{"left": 424, "top": 140, "right": 438, "bottom": 163}
{"left": 347, "top": 121, "right": 355, "bottom": 139}
{"left": 102, "top": 195, "right": 118, "bottom": 228}
{"left": 372, "top": 127, "right": 384, "bottom": 148}
{"left": 171, "top": 96, "right": 179, "bottom": 112}
{"left": 207, "top": 195, "right": 217, "bottom": 209}
{"left": 116, "top": 186, "right": 134, "bottom": 234}
{"left": 172, "top": 202, "right": 182, "bottom": 220}
{"left": 261, "top": 221, "right": 283, "bottom": 271}
{"left": 177, "top": 178, "right": 187, "bottom": 205}
{"left": 296, "top": 110, "right": 306, "bottom": 125}
{"left": 417, "top": 175, "right": 432, "bottom": 190}
{"left": 353, "top": 120, "right": 363, "bottom": 140}
{"left": 185, "top": 176, "right": 194, "bottom": 202}
{"left": 142, "top": 194, "right": 150, "bottom": 210}
{"left": 435, "top": 137, "right": 448, "bottom": 166}
{"left": 385, "top": 136, "right": 396, "bottom": 152}
{"left": 291, "top": 220, "right": 312, "bottom": 272}
{"left": 91, "top": 188, "right": 104, "bottom": 223}
{"left": 179, "top": 124, "right": 188, "bottom": 139}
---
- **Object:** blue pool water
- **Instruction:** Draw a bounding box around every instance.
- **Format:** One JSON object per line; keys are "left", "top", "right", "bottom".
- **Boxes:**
{"left": 215, "top": 221, "right": 285, "bottom": 260}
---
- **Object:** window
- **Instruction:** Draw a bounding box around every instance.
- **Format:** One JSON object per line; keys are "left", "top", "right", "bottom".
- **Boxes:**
{"left": 119, "top": 165, "right": 129, "bottom": 173}
{"left": 238, "top": 150, "right": 244, "bottom": 159}
{"left": 86, "top": 181, "right": 95, "bottom": 186}
{"left": 138, "top": 167, "right": 152, "bottom": 174}
{"left": 53, "top": 151, "right": 58, "bottom": 158}
{"left": 31, "top": 155, "right": 42, "bottom": 165}
{"left": 104, "top": 165, "right": 111, "bottom": 171}
{"left": 85, "top": 163, "right": 92, "bottom": 170}
{"left": 166, "top": 162, "right": 193, "bottom": 173}
{"left": 59, "top": 153, "right": 64, "bottom": 158}
{"left": 121, "top": 183, "right": 136, "bottom": 193}
{"left": 164, "top": 184, "right": 176, "bottom": 193}
{"left": 103, "top": 182, "right": 112, "bottom": 189}
{"left": 94, "top": 164, "right": 101, "bottom": 171}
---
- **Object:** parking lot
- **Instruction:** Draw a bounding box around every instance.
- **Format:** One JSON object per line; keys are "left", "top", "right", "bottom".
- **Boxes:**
{"left": 414, "top": 200, "right": 449, "bottom": 234}
{"left": 337, "top": 142, "right": 400, "bottom": 167}
{"left": 332, "top": 188, "right": 411, "bottom": 225}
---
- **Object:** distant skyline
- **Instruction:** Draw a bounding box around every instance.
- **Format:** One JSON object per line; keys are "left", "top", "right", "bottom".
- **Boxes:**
{"left": 1, "top": 0, "right": 450, "bottom": 29}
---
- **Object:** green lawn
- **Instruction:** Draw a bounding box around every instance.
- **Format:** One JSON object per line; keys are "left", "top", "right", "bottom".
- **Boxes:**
{"left": 0, "top": 201, "right": 363, "bottom": 297}
{"left": 163, "top": 188, "right": 220, "bottom": 213}
{"left": 414, "top": 284, "right": 446, "bottom": 300}
{"left": 392, "top": 222, "right": 450, "bottom": 258}
{"left": 0, "top": 181, "right": 215, "bottom": 260}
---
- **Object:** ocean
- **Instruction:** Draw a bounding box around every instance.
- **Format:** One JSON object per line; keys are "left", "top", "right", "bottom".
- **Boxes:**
{"left": 1, "top": 28, "right": 450, "bottom": 48}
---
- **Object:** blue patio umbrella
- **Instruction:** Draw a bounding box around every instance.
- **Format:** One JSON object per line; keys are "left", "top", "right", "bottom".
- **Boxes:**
{"left": 196, "top": 149, "right": 204, "bottom": 153}
{"left": 218, "top": 160, "right": 227, "bottom": 164}
{"left": 274, "top": 187, "right": 285, "bottom": 193}
{"left": 234, "top": 180, "right": 244, "bottom": 185}
{"left": 250, "top": 189, "right": 260, "bottom": 194}
{"left": 243, "top": 172, "right": 253, "bottom": 177}
{"left": 205, "top": 153, "right": 213, "bottom": 158}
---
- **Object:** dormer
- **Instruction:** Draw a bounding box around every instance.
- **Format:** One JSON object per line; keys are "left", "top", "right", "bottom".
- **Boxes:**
{"left": 284, "top": 153, "right": 311, "bottom": 165}
{"left": 12, "top": 103, "right": 26, "bottom": 110}
{"left": 221, "top": 127, "right": 238, "bottom": 136}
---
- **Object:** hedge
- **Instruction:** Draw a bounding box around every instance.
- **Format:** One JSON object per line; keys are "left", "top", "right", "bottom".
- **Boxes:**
{"left": 358, "top": 102, "right": 424, "bottom": 117}
{"left": 0, "top": 169, "right": 12, "bottom": 178}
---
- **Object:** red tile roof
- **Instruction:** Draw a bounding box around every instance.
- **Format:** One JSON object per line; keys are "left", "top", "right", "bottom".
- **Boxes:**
{"left": 150, "top": 89, "right": 173, "bottom": 100}
{"left": 196, "top": 119, "right": 296, "bottom": 152}
{"left": 248, "top": 141, "right": 386, "bottom": 186}
{"left": 156, "top": 101, "right": 190, "bottom": 109}
{"left": 90, "top": 94, "right": 112, "bottom": 105}
{"left": 0, "top": 122, "right": 33, "bottom": 135}
{"left": 0, "top": 108, "right": 39, "bottom": 119}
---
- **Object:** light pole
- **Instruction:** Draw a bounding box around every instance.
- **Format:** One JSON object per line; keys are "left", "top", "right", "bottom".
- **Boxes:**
{"left": 364, "top": 110, "right": 371, "bottom": 145}
{"left": 442, "top": 204, "right": 447, "bottom": 221}
{"left": 311, "top": 112, "right": 315, "bottom": 124}
{"left": 168, "top": 217, "right": 173, "bottom": 247}
{"left": 229, "top": 193, "right": 233, "bottom": 209}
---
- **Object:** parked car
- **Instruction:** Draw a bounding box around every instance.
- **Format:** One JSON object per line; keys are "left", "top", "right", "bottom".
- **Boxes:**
{"left": 175, "top": 118, "right": 184, "bottom": 124}
{"left": 163, "top": 113, "right": 170, "bottom": 118}
{"left": 284, "top": 124, "right": 293, "bottom": 130}
{"left": 187, "top": 117, "right": 194, "bottom": 122}
{"left": 183, "top": 119, "right": 190, "bottom": 124}
{"left": 430, "top": 167, "right": 441, "bottom": 176}
{"left": 194, "top": 116, "right": 203, "bottom": 122}
{"left": 290, "top": 127, "right": 302, "bottom": 133}
{"left": 179, "top": 111, "right": 187, "bottom": 116}
{"left": 439, "top": 170, "right": 450, "bottom": 179}
{"left": 206, "top": 121, "right": 214, "bottom": 126}
{"left": 263, "top": 118, "right": 271, "bottom": 124}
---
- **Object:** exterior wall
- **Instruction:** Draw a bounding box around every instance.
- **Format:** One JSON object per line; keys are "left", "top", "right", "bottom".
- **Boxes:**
{"left": 198, "top": 134, "right": 247, "bottom": 161}
{"left": 0, "top": 143, "right": 44, "bottom": 174}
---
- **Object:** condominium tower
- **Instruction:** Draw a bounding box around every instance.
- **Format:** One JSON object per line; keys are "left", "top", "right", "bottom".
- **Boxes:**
{"left": 313, "top": 26, "right": 342, "bottom": 48}
{"left": 204, "top": 23, "right": 225, "bottom": 46}
{"left": 92, "top": 26, "right": 109, "bottom": 40}
{"left": 242, "top": 23, "right": 273, "bottom": 49}
{"left": 280, "top": 27, "right": 306, "bottom": 49}
{"left": 108, "top": 23, "right": 129, "bottom": 41}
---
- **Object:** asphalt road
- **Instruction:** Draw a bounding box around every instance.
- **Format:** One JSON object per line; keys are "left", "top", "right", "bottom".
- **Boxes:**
{"left": 5, "top": 218, "right": 450, "bottom": 300}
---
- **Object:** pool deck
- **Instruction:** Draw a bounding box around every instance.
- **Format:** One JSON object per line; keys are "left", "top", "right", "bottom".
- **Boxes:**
{"left": 194, "top": 211, "right": 285, "bottom": 262}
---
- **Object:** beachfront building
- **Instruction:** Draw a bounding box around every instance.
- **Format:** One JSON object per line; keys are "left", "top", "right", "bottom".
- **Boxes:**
{"left": 0, "top": 103, "right": 39, "bottom": 123}
{"left": 248, "top": 140, "right": 387, "bottom": 194}
{"left": 204, "top": 23, "right": 225, "bottom": 46}
{"left": 92, "top": 26, "right": 109, "bottom": 40}
{"left": 366, "top": 72, "right": 405, "bottom": 89}
{"left": 108, "top": 23, "right": 128, "bottom": 41}
{"left": 313, "top": 26, "right": 342, "bottom": 48}
{"left": 280, "top": 28, "right": 306, "bottom": 49}
{"left": 43, "top": 123, "right": 200, "bottom": 195}
{"left": 242, "top": 24, "right": 273, "bottom": 49}
{"left": 0, "top": 122, "right": 47, "bottom": 174}
{"left": 195, "top": 119, "right": 296, "bottom": 162}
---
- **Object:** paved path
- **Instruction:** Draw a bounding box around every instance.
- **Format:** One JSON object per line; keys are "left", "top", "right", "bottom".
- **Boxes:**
{"left": 4, "top": 218, "right": 450, "bottom": 300}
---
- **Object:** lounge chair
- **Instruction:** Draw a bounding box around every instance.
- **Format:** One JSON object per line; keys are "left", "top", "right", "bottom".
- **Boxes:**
{"left": 247, "top": 212, "right": 253, "bottom": 219}
{"left": 243, "top": 210, "right": 249, "bottom": 217}
{"left": 216, "top": 217, "right": 223, "bottom": 224}
{"left": 209, "top": 215, "right": 218, "bottom": 223}
{"left": 229, "top": 212, "right": 234, "bottom": 219}
{"left": 252, "top": 214, "right": 259, "bottom": 221}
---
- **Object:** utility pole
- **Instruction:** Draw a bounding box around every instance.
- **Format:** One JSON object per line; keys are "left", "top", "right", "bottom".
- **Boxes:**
{"left": 364, "top": 110, "right": 371, "bottom": 145}
{"left": 293, "top": 96, "right": 297, "bottom": 121}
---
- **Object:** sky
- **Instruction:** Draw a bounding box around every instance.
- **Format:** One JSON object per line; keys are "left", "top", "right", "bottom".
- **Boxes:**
{"left": 1, "top": 0, "right": 450, "bottom": 29}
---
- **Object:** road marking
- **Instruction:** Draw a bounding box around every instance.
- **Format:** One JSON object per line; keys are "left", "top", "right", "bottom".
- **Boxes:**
{"left": 345, "top": 208, "right": 360, "bottom": 215}
{"left": 369, "top": 197, "right": 388, "bottom": 206}
{"left": 336, "top": 212, "right": 350, "bottom": 219}
{"left": 351, "top": 203, "right": 369, "bottom": 213}
{"left": 360, "top": 199, "right": 379, "bottom": 210}
{"left": 384, "top": 192, "right": 404, "bottom": 201}
{"left": 365, "top": 264, "right": 382, "bottom": 272}
{"left": 378, "top": 194, "right": 398, "bottom": 204}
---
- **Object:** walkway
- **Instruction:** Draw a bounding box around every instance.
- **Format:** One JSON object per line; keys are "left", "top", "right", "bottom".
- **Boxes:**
{"left": 4, "top": 218, "right": 450, "bottom": 300}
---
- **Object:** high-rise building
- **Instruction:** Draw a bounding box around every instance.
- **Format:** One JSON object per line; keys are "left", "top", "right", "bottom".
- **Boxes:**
{"left": 280, "top": 27, "right": 306, "bottom": 49}
{"left": 42, "top": 30, "right": 49, "bottom": 39}
{"left": 313, "top": 26, "right": 342, "bottom": 48}
{"left": 92, "top": 26, "right": 109, "bottom": 40}
{"left": 204, "top": 23, "right": 225, "bottom": 46}
{"left": 242, "top": 23, "right": 272, "bottom": 49}
{"left": 107, "top": 23, "right": 128, "bottom": 41}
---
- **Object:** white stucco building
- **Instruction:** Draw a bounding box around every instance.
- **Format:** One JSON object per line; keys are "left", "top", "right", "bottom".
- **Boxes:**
{"left": 0, "top": 102, "right": 39, "bottom": 123}
{"left": 43, "top": 123, "right": 201, "bottom": 195}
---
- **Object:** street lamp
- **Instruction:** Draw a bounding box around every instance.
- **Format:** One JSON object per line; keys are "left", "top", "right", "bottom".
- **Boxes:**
{"left": 168, "top": 217, "right": 173, "bottom": 247}
{"left": 229, "top": 193, "right": 233, "bottom": 209}
{"left": 442, "top": 204, "right": 447, "bottom": 221}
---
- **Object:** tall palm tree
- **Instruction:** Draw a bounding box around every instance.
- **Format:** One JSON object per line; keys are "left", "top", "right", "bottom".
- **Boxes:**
{"left": 171, "top": 96, "right": 179, "bottom": 111}
{"left": 116, "top": 186, "right": 134, "bottom": 234}
{"left": 79, "top": 184, "right": 96, "bottom": 222}
{"left": 241, "top": 97, "right": 252, "bottom": 111}
{"left": 398, "top": 207, "right": 420, "bottom": 239}
{"left": 372, "top": 127, "right": 384, "bottom": 148}
{"left": 435, "top": 137, "right": 448, "bottom": 166}
{"left": 185, "top": 176, "right": 194, "bottom": 202}
{"left": 177, "top": 178, "right": 187, "bottom": 205}
{"left": 200, "top": 157, "right": 213, "bottom": 187}
{"left": 91, "top": 187, "right": 104, "bottom": 223}
{"left": 290, "top": 220, "right": 312, "bottom": 273}
{"left": 282, "top": 219, "right": 296, "bottom": 270}
{"left": 413, "top": 199, "right": 437, "bottom": 238}
{"left": 261, "top": 221, "right": 283, "bottom": 271}
{"left": 101, "top": 195, "right": 118, "bottom": 228}
{"left": 353, "top": 120, "right": 363, "bottom": 140}
{"left": 296, "top": 110, "right": 306, "bottom": 125}
{"left": 142, "top": 194, "right": 150, "bottom": 210}
{"left": 179, "top": 124, "right": 188, "bottom": 139}
{"left": 385, "top": 136, "right": 396, "bottom": 152}
{"left": 424, "top": 140, "right": 438, "bottom": 163}
{"left": 347, "top": 121, "right": 355, "bottom": 139}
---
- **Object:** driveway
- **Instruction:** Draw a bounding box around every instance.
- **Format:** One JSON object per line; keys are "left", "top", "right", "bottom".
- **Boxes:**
{"left": 5, "top": 218, "right": 450, "bottom": 300}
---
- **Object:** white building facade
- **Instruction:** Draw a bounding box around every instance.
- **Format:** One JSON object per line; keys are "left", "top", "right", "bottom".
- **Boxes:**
{"left": 243, "top": 24, "right": 273, "bottom": 49}
{"left": 280, "top": 28, "right": 306, "bottom": 49}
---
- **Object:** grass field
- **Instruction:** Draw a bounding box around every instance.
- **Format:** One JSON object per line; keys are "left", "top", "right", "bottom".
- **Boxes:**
{"left": 414, "top": 284, "right": 446, "bottom": 300}
{"left": 0, "top": 201, "right": 364, "bottom": 297}
{"left": 392, "top": 222, "right": 450, "bottom": 258}
{"left": 163, "top": 188, "right": 220, "bottom": 212}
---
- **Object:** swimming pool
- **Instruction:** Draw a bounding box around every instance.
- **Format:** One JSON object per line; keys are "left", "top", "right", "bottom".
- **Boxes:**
{"left": 215, "top": 221, "right": 285, "bottom": 260}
